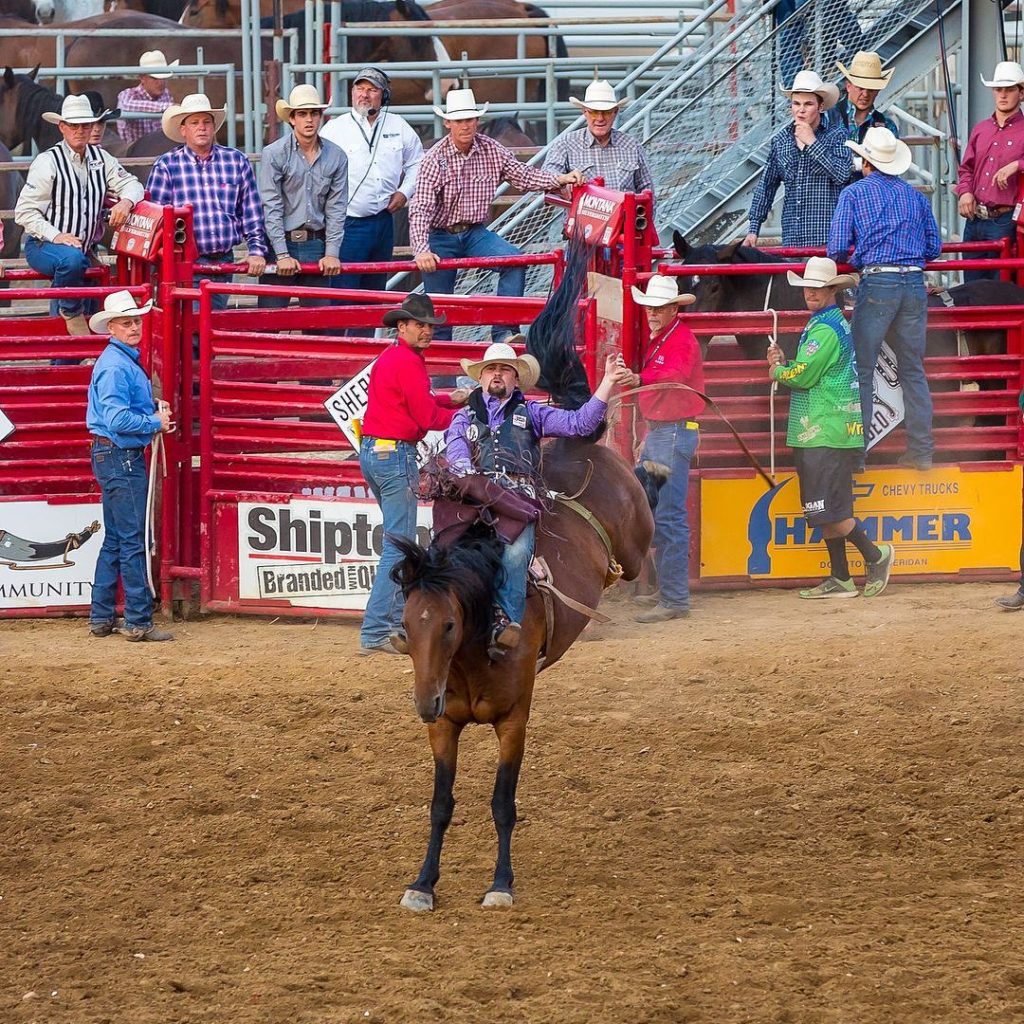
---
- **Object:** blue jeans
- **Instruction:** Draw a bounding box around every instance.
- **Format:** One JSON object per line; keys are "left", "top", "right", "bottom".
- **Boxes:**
{"left": 25, "top": 236, "right": 89, "bottom": 316}
{"left": 851, "top": 271, "right": 933, "bottom": 459}
{"left": 90, "top": 442, "right": 153, "bottom": 630}
{"left": 422, "top": 225, "right": 525, "bottom": 343}
{"left": 963, "top": 212, "right": 1014, "bottom": 283}
{"left": 334, "top": 211, "right": 394, "bottom": 293}
{"left": 257, "top": 236, "right": 330, "bottom": 308}
{"left": 642, "top": 422, "right": 699, "bottom": 609}
{"left": 359, "top": 436, "right": 420, "bottom": 647}
{"left": 496, "top": 522, "right": 535, "bottom": 624}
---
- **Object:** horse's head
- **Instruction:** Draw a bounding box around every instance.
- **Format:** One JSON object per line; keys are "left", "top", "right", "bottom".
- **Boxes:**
{"left": 32, "top": 0, "right": 55, "bottom": 23}
{"left": 671, "top": 231, "right": 745, "bottom": 314}
{"left": 386, "top": 0, "right": 457, "bottom": 101}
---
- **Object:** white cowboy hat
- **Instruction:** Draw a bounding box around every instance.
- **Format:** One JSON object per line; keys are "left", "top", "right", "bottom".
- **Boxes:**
{"left": 139, "top": 50, "right": 179, "bottom": 80}
{"left": 980, "top": 61, "right": 1024, "bottom": 88}
{"left": 275, "top": 83, "right": 328, "bottom": 122}
{"left": 630, "top": 274, "right": 696, "bottom": 308}
{"left": 786, "top": 256, "right": 859, "bottom": 291}
{"left": 780, "top": 69, "right": 840, "bottom": 111}
{"left": 460, "top": 339, "right": 541, "bottom": 392}
{"left": 569, "top": 79, "right": 628, "bottom": 112}
{"left": 161, "top": 93, "right": 227, "bottom": 143}
{"left": 846, "top": 125, "right": 912, "bottom": 176}
{"left": 836, "top": 51, "right": 893, "bottom": 90}
{"left": 434, "top": 87, "right": 489, "bottom": 121}
{"left": 88, "top": 289, "right": 154, "bottom": 334}
{"left": 41, "top": 94, "right": 101, "bottom": 126}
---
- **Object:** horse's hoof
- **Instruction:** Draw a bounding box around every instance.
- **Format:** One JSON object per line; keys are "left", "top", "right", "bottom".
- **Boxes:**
{"left": 481, "top": 889, "right": 514, "bottom": 908}
{"left": 400, "top": 888, "right": 434, "bottom": 913}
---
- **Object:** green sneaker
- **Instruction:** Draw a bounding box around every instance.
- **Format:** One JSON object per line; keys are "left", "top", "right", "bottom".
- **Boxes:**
{"left": 799, "top": 576, "right": 858, "bottom": 600}
{"left": 863, "top": 543, "right": 895, "bottom": 598}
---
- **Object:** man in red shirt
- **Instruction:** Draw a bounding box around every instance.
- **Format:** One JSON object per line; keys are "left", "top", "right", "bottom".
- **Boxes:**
{"left": 623, "top": 275, "right": 704, "bottom": 622}
{"left": 957, "top": 61, "right": 1024, "bottom": 282}
{"left": 358, "top": 294, "right": 470, "bottom": 654}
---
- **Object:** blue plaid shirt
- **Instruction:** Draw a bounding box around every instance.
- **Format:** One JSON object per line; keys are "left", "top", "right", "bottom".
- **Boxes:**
{"left": 147, "top": 144, "right": 266, "bottom": 258}
{"left": 747, "top": 120, "right": 852, "bottom": 246}
{"left": 827, "top": 171, "right": 941, "bottom": 269}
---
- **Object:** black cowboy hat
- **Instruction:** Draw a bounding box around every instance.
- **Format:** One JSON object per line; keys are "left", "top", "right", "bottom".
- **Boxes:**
{"left": 382, "top": 293, "right": 447, "bottom": 327}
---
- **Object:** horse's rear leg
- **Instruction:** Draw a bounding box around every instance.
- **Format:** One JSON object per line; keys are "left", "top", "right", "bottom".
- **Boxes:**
{"left": 401, "top": 718, "right": 462, "bottom": 913}
{"left": 483, "top": 716, "right": 526, "bottom": 908}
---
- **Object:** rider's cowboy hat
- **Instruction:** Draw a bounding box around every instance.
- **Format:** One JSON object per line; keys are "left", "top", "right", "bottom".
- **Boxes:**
{"left": 381, "top": 293, "right": 448, "bottom": 327}
{"left": 836, "top": 51, "right": 893, "bottom": 90}
{"left": 780, "top": 69, "right": 840, "bottom": 110}
{"left": 846, "top": 125, "right": 912, "bottom": 176}
{"left": 786, "top": 256, "right": 859, "bottom": 291}
{"left": 460, "top": 339, "right": 541, "bottom": 392}
{"left": 42, "top": 94, "right": 102, "bottom": 126}
{"left": 275, "top": 83, "right": 328, "bottom": 121}
{"left": 980, "top": 61, "right": 1024, "bottom": 88}
{"left": 88, "top": 289, "right": 154, "bottom": 335}
{"left": 161, "top": 93, "right": 227, "bottom": 143}
{"left": 139, "top": 50, "right": 179, "bottom": 80}
{"left": 434, "top": 87, "right": 489, "bottom": 121}
{"left": 569, "top": 79, "right": 628, "bottom": 112}
{"left": 630, "top": 274, "right": 696, "bottom": 308}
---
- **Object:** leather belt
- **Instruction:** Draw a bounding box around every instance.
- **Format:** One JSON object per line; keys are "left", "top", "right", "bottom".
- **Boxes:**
{"left": 442, "top": 221, "right": 478, "bottom": 234}
{"left": 90, "top": 434, "right": 141, "bottom": 451}
{"left": 286, "top": 227, "right": 325, "bottom": 242}
{"left": 648, "top": 419, "right": 699, "bottom": 430}
{"left": 863, "top": 265, "right": 923, "bottom": 274}
{"left": 977, "top": 203, "right": 1013, "bottom": 220}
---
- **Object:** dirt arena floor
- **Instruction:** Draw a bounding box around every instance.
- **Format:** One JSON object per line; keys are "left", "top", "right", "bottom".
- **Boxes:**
{"left": 3, "top": 582, "right": 1023, "bottom": 1024}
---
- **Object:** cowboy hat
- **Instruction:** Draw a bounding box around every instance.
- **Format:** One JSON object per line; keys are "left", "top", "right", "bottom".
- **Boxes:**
{"left": 275, "top": 83, "right": 328, "bottom": 122}
{"left": 161, "top": 93, "right": 227, "bottom": 143}
{"left": 87, "top": 93, "right": 120, "bottom": 122}
{"left": 433, "top": 87, "right": 489, "bottom": 121}
{"left": 88, "top": 289, "right": 155, "bottom": 334}
{"left": 41, "top": 94, "right": 101, "bottom": 126}
{"left": 836, "top": 51, "right": 893, "bottom": 90}
{"left": 569, "top": 79, "right": 628, "bottom": 112}
{"left": 980, "top": 61, "right": 1024, "bottom": 88}
{"left": 460, "top": 339, "right": 541, "bottom": 392}
{"left": 786, "top": 256, "right": 858, "bottom": 291}
{"left": 139, "top": 50, "right": 179, "bottom": 80}
{"left": 381, "top": 293, "right": 447, "bottom": 327}
{"left": 630, "top": 274, "right": 696, "bottom": 308}
{"left": 846, "top": 125, "right": 912, "bottom": 176}
{"left": 780, "top": 69, "right": 840, "bottom": 110}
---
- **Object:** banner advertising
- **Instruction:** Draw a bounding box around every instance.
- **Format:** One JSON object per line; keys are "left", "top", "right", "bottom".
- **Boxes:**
{"left": 700, "top": 465, "right": 1022, "bottom": 581}
{"left": 237, "top": 497, "right": 434, "bottom": 610}
{"left": 0, "top": 500, "right": 104, "bottom": 609}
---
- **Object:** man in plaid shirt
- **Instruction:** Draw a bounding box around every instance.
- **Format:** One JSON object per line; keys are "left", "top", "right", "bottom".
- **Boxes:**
{"left": 117, "top": 50, "right": 177, "bottom": 145}
{"left": 410, "top": 86, "right": 581, "bottom": 343}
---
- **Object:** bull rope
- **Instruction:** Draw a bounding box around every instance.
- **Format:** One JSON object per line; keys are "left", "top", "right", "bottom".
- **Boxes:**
{"left": 144, "top": 433, "right": 167, "bottom": 599}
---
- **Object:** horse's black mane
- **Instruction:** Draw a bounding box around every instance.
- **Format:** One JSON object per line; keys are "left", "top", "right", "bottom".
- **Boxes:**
{"left": 11, "top": 74, "right": 60, "bottom": 149}
{"left": 259, "top": 0, "right": 431, "bottom": 25}
{"left": 390, "top": 522, "right": 504, "bottom": 646}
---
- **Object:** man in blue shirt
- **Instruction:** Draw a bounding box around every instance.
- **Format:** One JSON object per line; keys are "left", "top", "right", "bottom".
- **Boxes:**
{"left": 827, "top": 126, "right": 942, "bottom": 471}
{"left": 86, "top": 290, "right": 174, "bottom": 642}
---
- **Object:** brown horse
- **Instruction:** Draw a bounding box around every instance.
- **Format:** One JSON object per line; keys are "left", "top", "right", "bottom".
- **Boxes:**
{"left": 391, "top": 437, "right": 653, "bottom": 911}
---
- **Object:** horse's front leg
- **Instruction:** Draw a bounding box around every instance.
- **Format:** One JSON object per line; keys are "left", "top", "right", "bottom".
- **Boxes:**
{"left": 400, "top": 717, "right": 463, "bottom": 913}
{"left": 482, "top": 714, "right": 527, "bottom": 908}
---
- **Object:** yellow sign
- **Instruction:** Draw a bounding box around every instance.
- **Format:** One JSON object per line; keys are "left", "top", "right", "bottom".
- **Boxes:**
{"left": 700, "top": 465, "right": 1022, "bottom": 580}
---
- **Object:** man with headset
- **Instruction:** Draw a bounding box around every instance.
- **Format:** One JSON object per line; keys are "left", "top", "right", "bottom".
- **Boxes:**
{"left": 320, "top": 67, "right": 424, "bottom": 293}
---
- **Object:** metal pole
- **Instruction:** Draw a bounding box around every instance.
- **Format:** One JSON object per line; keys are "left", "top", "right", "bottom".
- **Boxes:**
{"left": 226, "top": 67, "right": 237, "bottom": 149}
{"left": 252, "top": 15, "right": 264, "bottom": 149}
{"left": 330, "top": 0, "right": 341, "bottom": 114}
{"left": 196, "top": 46, "right": 205, "bottom": 94}
{"left": 239, "top": 0, "right": 254, "bottom": 152}
{"left": 305, "top": 0, "right": 315, "bottom": 78}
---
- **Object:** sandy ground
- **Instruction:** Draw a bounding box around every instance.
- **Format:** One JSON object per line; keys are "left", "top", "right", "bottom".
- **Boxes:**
{"left": 2, "top": 582, "right": 1023, "bottom": 1024}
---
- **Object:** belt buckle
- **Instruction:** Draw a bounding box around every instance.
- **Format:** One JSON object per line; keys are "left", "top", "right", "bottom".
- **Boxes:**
{"left": 289, "top": 228, "right": 309, "bottom": 242}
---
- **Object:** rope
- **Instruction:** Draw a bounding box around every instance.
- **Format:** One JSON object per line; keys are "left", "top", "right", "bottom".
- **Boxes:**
{"left": 763, "top": 274, "right": 780, "bottom": 481}
{"left": 145, "top": 432, "right": 167, "bottom": 599}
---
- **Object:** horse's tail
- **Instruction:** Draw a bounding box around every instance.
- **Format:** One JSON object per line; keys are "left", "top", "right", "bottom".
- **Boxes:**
{"left": 523, "top": 2, "right": 569, "bottom": 102}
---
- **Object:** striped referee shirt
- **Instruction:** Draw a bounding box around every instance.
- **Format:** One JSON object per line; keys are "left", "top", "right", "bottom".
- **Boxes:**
{"left": 14, "top": 141, "right": 144, "bottom": 245}
{"left": 542, "top": 127, "right": 654, "bottom": 195}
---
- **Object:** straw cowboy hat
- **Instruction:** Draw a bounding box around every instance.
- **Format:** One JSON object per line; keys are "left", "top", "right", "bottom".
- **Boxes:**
{"left": 780, "top": 69, "right": 840, "bottom": 110}
{"left": 139, "top": 50, "right": 179, "bottom": 80}
{"left": 434, "top": 87, "right": 489, "bottom": 121}
{"left": 786, "top": 256, "right": 858, "bottom": 291}
{"left": 88, "top": 290, "right": 154, "bottom": 335}
{"left": 846, "top": 125, "right": 912, "bottom": 176}
{"left": 161, "top": 93, "right": 227, "bottom": 143}
{"left": 569, "top": 79, "right": 628, "bottom": 112}
{"left": 41, "top": 95, "right": 102, "bottom": 126}
{"left": 275, "top": 83, "right": 328, "bottom": 121}
{"left": 836, "top": 51, "right": 893, "bottom": 90}
{"left": 980, "top": 61, "right": 1024, "bottom": 88}
{"left": 460, "top": 340, "right": 541, "bottom": 392}
{"left": 381, "top": 293, "right": 447, "bottom": 327}
{"left": 630, "top": 274, "right": 696, "bottom": 308}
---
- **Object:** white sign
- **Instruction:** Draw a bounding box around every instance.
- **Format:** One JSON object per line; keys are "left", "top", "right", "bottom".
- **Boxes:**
{"left": 0, "top": 406, "right": 14, "bottom": 443}
{"left": 866, "top": 342, "right": 905, "bottom": 451}
{"left": 0, "top": 500, "right": 104, "bottom": 610}
{"left": 238, "top": 498, "right": 434, "bottom": 611}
